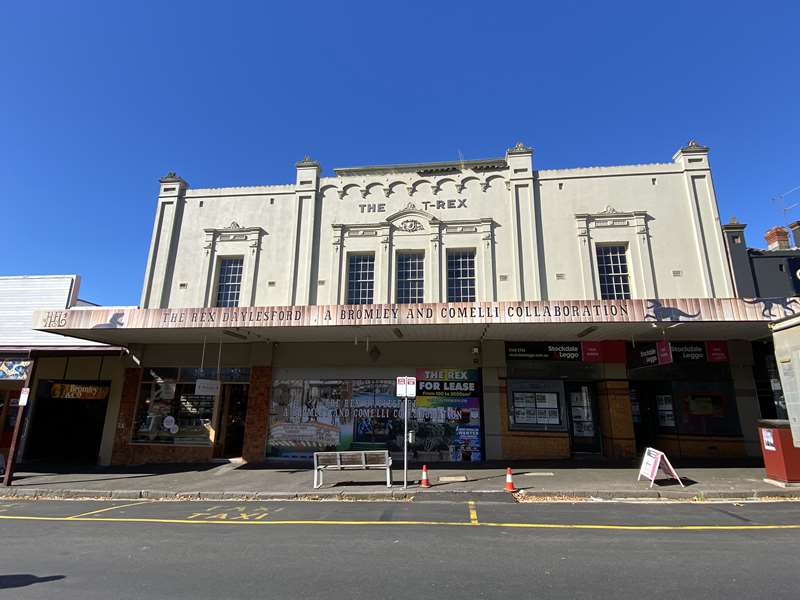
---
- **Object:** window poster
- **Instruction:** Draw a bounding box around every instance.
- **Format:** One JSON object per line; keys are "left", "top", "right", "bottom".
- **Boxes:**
{"left": 511, "top": 392, "right": 561, "bottom": 426}
{"left": 268, "top": 369, "right": 483, "bottom": 462}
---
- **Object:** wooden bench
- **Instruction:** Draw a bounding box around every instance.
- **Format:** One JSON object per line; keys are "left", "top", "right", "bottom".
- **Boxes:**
{"left": 313, "top": 450, "right": 392, "bottom": 489}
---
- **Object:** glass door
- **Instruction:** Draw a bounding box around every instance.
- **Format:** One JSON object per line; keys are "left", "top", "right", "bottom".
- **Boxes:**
{"left": 566, "top": 383, "right": 601, "bottom": 453}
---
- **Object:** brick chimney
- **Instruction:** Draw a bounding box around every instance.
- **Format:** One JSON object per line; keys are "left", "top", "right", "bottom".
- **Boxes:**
{"left": 789, "top": 221, "right": 800, "bottom": 248}
{"left": 765, "top": 226, "right": 790, "bottom": 250}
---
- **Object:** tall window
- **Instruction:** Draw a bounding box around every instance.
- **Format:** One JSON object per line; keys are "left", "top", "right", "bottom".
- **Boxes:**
{"left": 215, "top": 257, "right": 243, "bottom": 307}
{"left": 596, "top": 245, "right": 631, "bottom": 300}
{"left": 447, "top": 250, "right": 476, "bottom": 302}
{"left": 347, "top": 254, "right": 375, "bottom": 304}
{"left": 396, "top": 253, "right": 424, "bottom": 304}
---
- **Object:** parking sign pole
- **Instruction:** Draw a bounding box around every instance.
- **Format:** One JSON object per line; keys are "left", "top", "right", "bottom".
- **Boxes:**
{"left": 403, "top": 393, "right": 408, "bottom": 490}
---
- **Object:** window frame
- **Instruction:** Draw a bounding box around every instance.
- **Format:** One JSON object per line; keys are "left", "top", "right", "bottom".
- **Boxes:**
{"left": 395, "top": 251, "right": 425, "bottom": 304}
{"left": 346, "top": 253, "right": 376, "bottom": 305}
{"left": 595, "top": 244, "right": 631, "bottom": 300}
{"left": 214, "top": 256, "right": 244, "bottom": 308}
{"left": 446, "top": 248, "right": 477, "bottom": 303}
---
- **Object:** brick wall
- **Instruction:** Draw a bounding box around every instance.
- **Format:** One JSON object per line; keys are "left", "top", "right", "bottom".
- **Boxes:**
{"left": 242, "top": 365, "right": 271, "bottom": 463}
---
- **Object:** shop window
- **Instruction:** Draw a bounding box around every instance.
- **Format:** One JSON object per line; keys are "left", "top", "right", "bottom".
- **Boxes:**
{"left": 596, "top": 245, "right": 631, "bottom": 300}
{"left": 215, "top": 257, "right": 244, "bottom": 308}
{"left": 507, "top": 380, "right": 567, "bottom": 432}
{"left": 656, "top": 394, "right": 676, "bottom": 429}
{"left": 447, "top": 249, "right": 476, "bottom": 302}
{"left": 396, "top": 253, "right": 424, "bottom": 304}
{"left": 131, "top": 368, "right": 250, "bottom": 446}
{"left": 346, "top": 254, "right": 375, "bottom": 305}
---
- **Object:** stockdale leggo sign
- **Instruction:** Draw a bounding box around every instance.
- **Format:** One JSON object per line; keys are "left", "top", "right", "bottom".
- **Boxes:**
{"left": 33, "top": 297, "right": 799, "bottom": 333}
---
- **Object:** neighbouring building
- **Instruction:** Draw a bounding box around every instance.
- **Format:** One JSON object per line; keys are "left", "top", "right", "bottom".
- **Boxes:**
{"left": 721, "top": 221, "right": 800, "bottom": 422}
{"left": 31, "top": 141, "right": 798, "bottom": 466}
{"left": 1, "top": 275, "right": 126, "bottom": 469}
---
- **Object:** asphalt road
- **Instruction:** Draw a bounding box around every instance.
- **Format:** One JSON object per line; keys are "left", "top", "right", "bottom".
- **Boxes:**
{"left": 1, "top": 499, "right": 799, "bottom": 599}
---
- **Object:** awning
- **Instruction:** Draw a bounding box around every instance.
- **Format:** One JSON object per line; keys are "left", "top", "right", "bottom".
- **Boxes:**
{"left": 31, "top": 297, "right": 796, "bottom": 346}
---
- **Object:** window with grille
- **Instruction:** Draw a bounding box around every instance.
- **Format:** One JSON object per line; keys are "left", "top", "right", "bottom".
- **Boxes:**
{"left": 447, "top": 250, "right": 476, "bottom": 302}
{"left": 396, "top": 253, "right": 424, "bottom": 304}
{"left": 215, "top": 257, "right": 244, "bottom": 307}
{"left": 347, "top": 254, "right": 375, "bottom": 304}
{"left": 596, "top": 245, "right": 631, "bottom": 299}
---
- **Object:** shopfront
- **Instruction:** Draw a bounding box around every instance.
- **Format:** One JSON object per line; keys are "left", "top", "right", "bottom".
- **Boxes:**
{"left": 502, "top": 341, "right": 629, "bottom": 459}
{"left": 268, "top": 368, "right": 483, "bottom": 462}
{"left": 126, "top": 366, "right": 251, "bottom": 460}
{"left": 628, "top": 341, "right": 745, "bottom": 458}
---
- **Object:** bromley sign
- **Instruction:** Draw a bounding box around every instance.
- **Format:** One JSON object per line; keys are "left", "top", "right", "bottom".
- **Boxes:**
{"left": 33, "top": 297, "right": 798, "bottom": 333}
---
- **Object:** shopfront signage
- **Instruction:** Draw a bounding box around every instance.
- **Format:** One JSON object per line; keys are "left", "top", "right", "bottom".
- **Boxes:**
{"left": 506, "top": 341, "right": 624, "bottom": 363}
{"left": 637, "top": 447, "right": 683, "bottom": 488}
{"left": 17, "top": 387, "right": 30, "bottom": 407}
{"left": 194, "top": 378, "right": 221, "bottom": 396}
{"left": 34, "top": 297, "right": 798, "bottom": 334}
{"left": 632, "top": 341, "right": 729, "bottom": 368}
{"left": 0, "top": 360, "right": 32, "bottom": 381}
{"left": 50, "top": 383, "right": 110, "bottom": 400}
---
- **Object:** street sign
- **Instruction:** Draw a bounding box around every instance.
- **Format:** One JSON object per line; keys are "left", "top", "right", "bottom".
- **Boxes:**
{"left": 637, "top": 447, "right": 684, "bottom": 488}
{"left": 195, "top": 378, "right": 221, "bottom": 396}
{"left": 17, "top": 387, "right": 30, "bottom": 407}
{"left": 396, "top": 376, "right": 417, "bottom": 398}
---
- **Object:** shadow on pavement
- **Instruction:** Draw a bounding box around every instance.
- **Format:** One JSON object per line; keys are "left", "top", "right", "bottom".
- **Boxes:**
{"left": 0, "top": 574, "right": 65, "bottom": 589}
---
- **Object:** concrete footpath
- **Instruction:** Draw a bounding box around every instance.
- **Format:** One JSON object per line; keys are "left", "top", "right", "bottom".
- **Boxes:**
{"left": 2, "top": 460, "right": 798, "bottom": 501}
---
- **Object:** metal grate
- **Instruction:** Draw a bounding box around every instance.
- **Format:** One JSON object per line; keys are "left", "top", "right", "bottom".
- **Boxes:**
{"left": 396, "top": 253, "right": 424, "bottom": 304}
{"left": 347, "top": 254, "right": 375, "bottom": 304}
{"left": 447, "top": 250, "right": 476, "bottom": 302}
{"left": 596, "top": 245, "right": 631, "bottom": 300}
{"left": 215, "top": 257, "right": 244, "bottom": 307}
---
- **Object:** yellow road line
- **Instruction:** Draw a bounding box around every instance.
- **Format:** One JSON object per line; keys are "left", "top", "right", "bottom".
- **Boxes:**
{"left": 468, "top": 501, "right": 479, "bottom": 525}
{"left": 66, "top": 501, "right": 152, "bottom": 519}
{"left": 1, "top": 514, "right": 800, "bottom": 531}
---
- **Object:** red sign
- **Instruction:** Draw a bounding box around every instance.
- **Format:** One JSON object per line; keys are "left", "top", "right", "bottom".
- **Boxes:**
{"left": 656, "top": 340, "right": 673, "bottom": 365}
{"left": 580, "top": 342, "right": 603, "bottom": 362}
{"left": 705, "top": 341, "right": 729, "bottom": 362}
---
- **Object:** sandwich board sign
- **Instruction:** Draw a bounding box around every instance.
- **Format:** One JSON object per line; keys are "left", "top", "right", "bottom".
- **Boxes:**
{"left": 637, "top": 447, "right": 684, "bottom": 488}
{"left": 396, "top": 376, "right": 417, "bottom": 398}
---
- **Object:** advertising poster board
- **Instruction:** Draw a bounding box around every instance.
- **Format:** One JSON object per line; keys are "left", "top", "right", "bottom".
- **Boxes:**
{"left": 268, "top": 368, "right": 483, "bottom": 461}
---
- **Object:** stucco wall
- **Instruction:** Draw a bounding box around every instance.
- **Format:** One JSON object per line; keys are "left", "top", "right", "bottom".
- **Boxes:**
{"left": 141, "top": 143, "right": 733, "bottom": 311}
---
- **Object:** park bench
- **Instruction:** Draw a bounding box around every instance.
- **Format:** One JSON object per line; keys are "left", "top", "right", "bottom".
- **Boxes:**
{"left": 313, "top": 450, "right": 392, "bottom": 489}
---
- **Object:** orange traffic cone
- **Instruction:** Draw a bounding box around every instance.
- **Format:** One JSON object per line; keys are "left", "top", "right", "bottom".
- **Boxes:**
{"left": 420, "top": 465, "right": 432, "bottom": 488}
{"left": 504, "top": 467, "right": 517, "bottom": 492}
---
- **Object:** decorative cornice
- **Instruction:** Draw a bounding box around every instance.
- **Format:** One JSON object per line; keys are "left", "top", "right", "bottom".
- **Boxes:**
{"left": 507, "top": 141, "right": 532, "bottom": 155}
{"left": 159, "top": 171, "right": 187, "bottom": 185}
{"left": 680, "top": 140, "right": 708, "bottom": 153}
{"left": 296, "top": 155, "right": 321, "bottom": 168}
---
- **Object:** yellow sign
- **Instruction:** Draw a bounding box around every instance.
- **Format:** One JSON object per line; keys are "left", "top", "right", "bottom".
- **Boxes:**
{"left": 50, "top": 383, "right": 110, "bottom": 400}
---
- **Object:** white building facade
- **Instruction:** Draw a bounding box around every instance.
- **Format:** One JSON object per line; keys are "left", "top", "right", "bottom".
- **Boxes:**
{"left": 34, "top": 142, "right": 794, "bottom": 467}
{"left": 142, "top": 141, "right": 733, "bottom": 311}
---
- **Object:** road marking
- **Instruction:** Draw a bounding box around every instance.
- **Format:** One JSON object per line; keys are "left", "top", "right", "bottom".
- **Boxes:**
{"left": 66, "top": 501, "right": 152, "bottom": 519}
{"left": 468, "top": 501, "right": 479, "bottom": 525}
{"left": 1, "top": 514, "right": 800, "bottom": 531}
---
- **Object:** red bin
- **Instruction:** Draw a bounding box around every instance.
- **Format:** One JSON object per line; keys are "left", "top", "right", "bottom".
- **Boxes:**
{"left": 758, "top": 420, "right": 800, "bottom": 484}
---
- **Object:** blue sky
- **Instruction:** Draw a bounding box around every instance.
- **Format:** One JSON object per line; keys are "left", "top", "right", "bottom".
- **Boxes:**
{"left": 2, "top": 1, "right": 798, "bottom": 305}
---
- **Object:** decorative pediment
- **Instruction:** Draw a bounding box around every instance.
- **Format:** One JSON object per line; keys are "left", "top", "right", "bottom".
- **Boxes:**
{"left": 385, "top": 202, "right": 439, "bottom": 226}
